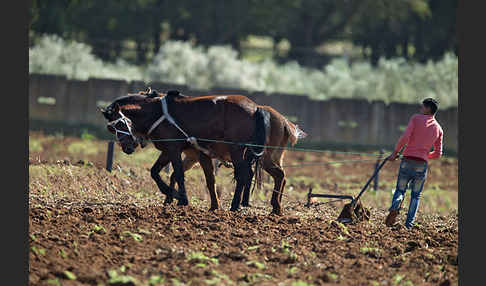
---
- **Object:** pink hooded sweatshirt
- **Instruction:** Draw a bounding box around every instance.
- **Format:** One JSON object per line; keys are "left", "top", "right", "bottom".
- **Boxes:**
{"left": 394, "top": 113, "right": 443, "bottom": 162}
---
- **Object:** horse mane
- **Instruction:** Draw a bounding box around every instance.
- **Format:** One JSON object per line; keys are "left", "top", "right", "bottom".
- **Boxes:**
{"left": 136, "top": 87, "right": 162, "bottom": 98}
{"left": 166, "top": 90, "right": 188, "bottom": 99}
{"left": 134, "top": 87, "right": 187, "bottom": 100}
{"left": 107, "top": 88, "right": 188, "bottom": 113}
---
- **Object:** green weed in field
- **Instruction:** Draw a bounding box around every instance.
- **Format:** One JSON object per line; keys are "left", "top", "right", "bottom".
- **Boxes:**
{"left": 288, "top": 266, "right": 300, "bottom": 275}
{"left": 239, "top": 272, "right": 272, "bottom": 284}
{"left": 246, "top": 260, "right": 266, "bottom": 270}
{"left": 328, "top": 273, "right": 338, "bottom": 281}
{"left": 148, "top": 275, "right": 164, "bottom": 285}
{"left": 336, "top": 234, "right": 347, "bottom": 241}
{"left": 360, "top": 247, "right": 382, "bottom": 258}
{"left": 392, "top": 274, "right": 405, "bottom": 285}
{"left": 92, "top": 224, "right": 107, "bottom": 234}
{"left": 46, "top": 279, "right": 61, "bottom": 286}
{"left": 64, "top": 270, "right": 77, "bottom": 280}
{"left": 281, "top": 239, "right": 292, "bottom": 254}
{"left": 59, "top": 249, "right": 68, "bottom": 259}
{"left": 31, "top": 246, "right": 46, "bottom": 256}
{"left": 121, "top": 231, "right": 143, "bottom": 242}
{"left": 187, "top": 251, "right": 219, "bottom": 265}
{"left": 289, "top": 281, "right": 315, "bottom": 286}
{"left": 107, "top": 269, "right": 138, "bottom": 285}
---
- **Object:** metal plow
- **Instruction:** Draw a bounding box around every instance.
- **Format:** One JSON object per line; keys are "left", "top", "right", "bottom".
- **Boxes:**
{"left": 306, "top": 156, "right": 389, "bottom": 224}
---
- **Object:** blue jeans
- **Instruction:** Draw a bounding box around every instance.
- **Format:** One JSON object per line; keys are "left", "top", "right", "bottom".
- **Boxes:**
{"left": 389, "top": 158, "right": 428, "bottom": 228}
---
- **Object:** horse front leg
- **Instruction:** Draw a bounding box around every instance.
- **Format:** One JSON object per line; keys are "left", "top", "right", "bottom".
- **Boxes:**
{"left": 151, "top": 152, "right": 178, "bottom": 204}
{"left": 170, "top": 151, "right": 189, "bottom": 206}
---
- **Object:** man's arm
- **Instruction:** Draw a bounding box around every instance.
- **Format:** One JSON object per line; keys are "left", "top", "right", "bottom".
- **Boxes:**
{"left": 428, "top": 130, "right": 443, "bottom": 159}
{"left": 390, "top": 115, "right": 416, "bottom": 160}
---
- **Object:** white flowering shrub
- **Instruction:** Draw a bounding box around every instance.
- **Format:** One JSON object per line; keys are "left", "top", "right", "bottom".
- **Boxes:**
{"left": 146, "top": 41, "right": 210, "bottom": 88}
{"left": 30, "top": 35, "right": 458, "bottom": 107}
{"left": 29, "top": 34, "right": 143, "bottom": 81}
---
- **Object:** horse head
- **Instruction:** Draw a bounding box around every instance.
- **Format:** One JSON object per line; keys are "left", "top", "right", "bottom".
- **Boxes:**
{"left": 100, "top": 100, "right": 140, "bottom": 154}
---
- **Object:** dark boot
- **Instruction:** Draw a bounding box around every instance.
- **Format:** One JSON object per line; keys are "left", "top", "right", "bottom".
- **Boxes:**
{"left": 385, "top": 210, "right": 400, "bottom": 227}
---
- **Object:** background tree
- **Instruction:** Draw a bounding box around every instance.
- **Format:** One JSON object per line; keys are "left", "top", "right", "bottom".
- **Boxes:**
{"left": 29, "top": 0, "right": 457, "bottom": 67}
{"left": 349, "top": 0, "right": 457, "bottom": 65}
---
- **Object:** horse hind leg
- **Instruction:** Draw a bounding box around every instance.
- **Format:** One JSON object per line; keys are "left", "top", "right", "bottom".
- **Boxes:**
{"left": 199, "top": 152, "right": 220, "bottom": 211}
{"left": 263, "top": 161, "right": 285, "bottom": 215}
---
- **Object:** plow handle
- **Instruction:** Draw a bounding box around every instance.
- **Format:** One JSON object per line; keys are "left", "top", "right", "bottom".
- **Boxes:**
{"left": 309, "top": 194, "right": 354, "bottom": 200}
{"left": 352, "top": 156, "right": 389, "bottom": 204}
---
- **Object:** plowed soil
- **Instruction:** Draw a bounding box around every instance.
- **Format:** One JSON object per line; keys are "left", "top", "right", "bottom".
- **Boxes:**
{"left": 29, "top": 133, "right": 458, "bottom": 286}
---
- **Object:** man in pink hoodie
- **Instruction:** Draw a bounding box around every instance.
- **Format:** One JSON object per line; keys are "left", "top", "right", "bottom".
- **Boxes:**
{"left": 385, "top": 98, "right": 443, "bottom": 229}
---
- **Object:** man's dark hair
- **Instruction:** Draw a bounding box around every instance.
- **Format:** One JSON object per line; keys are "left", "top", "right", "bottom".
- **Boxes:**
{"left": 422, "top": 98, "right": 439, "bottom": 114}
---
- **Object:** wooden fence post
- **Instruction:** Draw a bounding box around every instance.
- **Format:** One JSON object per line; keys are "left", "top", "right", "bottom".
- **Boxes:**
{"left": 106, "top": 141, "right": 114, "bottom": 172}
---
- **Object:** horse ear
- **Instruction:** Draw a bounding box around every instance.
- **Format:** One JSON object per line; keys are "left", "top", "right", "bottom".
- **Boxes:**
{"left": 100, "top": 107, "right": 112, "bottom": 120}
{"left": 113, "top": 103, "right": 120, "bottom": 113}
{"left": 99, "top": 107, "right": 110, "bottom": 117}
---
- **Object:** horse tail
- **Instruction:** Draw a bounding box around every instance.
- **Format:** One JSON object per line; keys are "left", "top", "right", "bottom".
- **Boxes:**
{"left": 250, "top": 107, "right": 270, "bottom": 157}
{"left": 250, "top": 157, "right": 264, "bottom": 196}
{"left": 284, "top": 118, "right": 307, "bottom": 146}
{"left": 246, "top": 107, "right": 270, "bottom": 192}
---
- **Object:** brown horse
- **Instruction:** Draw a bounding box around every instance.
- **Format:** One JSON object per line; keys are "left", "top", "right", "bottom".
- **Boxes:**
{"left": 101, "top": 89, "right": 272, "bottom": 212}
{"left": 168, "top": 105, "right": 307, "bottom": 213}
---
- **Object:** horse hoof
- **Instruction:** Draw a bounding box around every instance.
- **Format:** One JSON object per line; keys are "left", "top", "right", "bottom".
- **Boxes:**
{"left": 177, "top": 199, "right": 188, "bottom": 206}
{"left": 230, "top": 206, "right": 240, "bottom": 212}
{"left": 271, "top": 209, "right": 282, "bottom": 216}
{"left": 241, "top": 203, "right": 251, "bottom": 207}
{"left": 163, "top": 198, "right": 174, "bottom": 205}
{"left": 173, "top": 190, "right": 188, "bottom": 205}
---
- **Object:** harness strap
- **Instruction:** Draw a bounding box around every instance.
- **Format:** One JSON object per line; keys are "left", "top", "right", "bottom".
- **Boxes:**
{"left": 161, "top": 97, "right": 190, "bottom": 138}
{"left": 147, "top": 114, "right": 166, "bottom": 135}
{"left": 146, "top": 97, "right": 213, "bottom": 157}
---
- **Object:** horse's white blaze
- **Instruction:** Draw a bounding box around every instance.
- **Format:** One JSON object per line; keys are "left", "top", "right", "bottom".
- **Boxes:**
{"left": 212, "top": 96, "right": 227, "bottom": 104}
